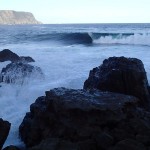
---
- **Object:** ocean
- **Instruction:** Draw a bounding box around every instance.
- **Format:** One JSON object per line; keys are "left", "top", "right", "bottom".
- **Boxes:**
{"left": 0, "top": 23, "right": 150, "bottom": 147}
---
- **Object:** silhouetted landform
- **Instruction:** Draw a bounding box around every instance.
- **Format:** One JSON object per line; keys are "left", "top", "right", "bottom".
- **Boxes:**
{"left": 0, "top": 10, "right": 41, "bottom": 25}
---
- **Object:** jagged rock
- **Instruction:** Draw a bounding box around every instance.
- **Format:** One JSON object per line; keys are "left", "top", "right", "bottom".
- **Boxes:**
{"left": 95, "top": 132, "right": 114, "bottom": 149}
{"left": 0, "top": 62, "right": 44, "bottom": 84}
{"left": 110, "top": 139, "right": 146, "bottom": 150}
{"left": 19, "top": 56, "right": 35, "bottom": 63}
{"left": 84, "top": 57, "right": 150, "bottom": 107}
{"left": 0, "top": 10, "right": 41, "bottom": 25}
{"left": 28, "top": 138, "right": 78, "bottom": 150}
{"left": 0, "top": 118, "right": 11, "bottom": 150}
{"left": 0, "top": 49, "right": 20, "bottom": 62}
{"left": 0, "top": 49, "right": 35, "bottom": 63}
{"left": 3, "top": 145, "right": 20, "bottom": 150}
{"left": 19, "top": 87, "right": 139, "bottom": 149}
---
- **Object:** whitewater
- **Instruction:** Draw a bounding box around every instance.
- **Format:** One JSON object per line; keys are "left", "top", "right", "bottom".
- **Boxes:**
{"left": 0, "top": 23, "right": 150, "bottom": 147}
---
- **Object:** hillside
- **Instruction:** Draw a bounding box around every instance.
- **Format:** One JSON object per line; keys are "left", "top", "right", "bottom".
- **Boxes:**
{"left": 0, "top": 10, "right": 41, "bottom": 25}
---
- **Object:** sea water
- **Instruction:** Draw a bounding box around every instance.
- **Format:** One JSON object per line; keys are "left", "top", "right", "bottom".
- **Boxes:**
{"left": 0, "top": 23, "right": 150, "bottom": 147}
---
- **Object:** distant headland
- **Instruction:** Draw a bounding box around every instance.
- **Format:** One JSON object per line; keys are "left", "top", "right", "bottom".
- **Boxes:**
{"left": 0, "top": 10, "right": 42, "bottom": 25}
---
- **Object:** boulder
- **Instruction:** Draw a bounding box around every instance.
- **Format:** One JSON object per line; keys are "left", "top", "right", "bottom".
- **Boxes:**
{"left": 28, "top": 138, "right": 78, "bottom": 150}
{"left": 0, "top": 62, "right": 44, "bottom": 84}
{"left": 19, "top": 87, "right": 139, "bottom": 149}
{"left": 110, "top": 139, "right": 146, "bottom": 150}
{"left": 19, "top": 56, "right": 35, "bottom": 63}
{"left": 0, "top": 118, "right": 11, "bottom": 150}
{"left": 84, "top": 57, "right": 150, "bottom": 107}
{"left": 0, "top": 49, "right": 20, "bottom": 62}
{"left": 3, "top": 145, "right": 20, "bottom": 150}
{"left": 0, "top": 49, "right": 35, "bottom": 63}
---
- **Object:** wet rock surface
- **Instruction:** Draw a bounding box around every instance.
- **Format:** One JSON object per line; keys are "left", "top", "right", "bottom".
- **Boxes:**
{"left": 19, "top": 56, "right": 35, "bottom": 63}
{"left": 19, "top": 56, "right": 150, "bottom": 150}
{"left": 0, "top": 62, "right": 44, "bottom": 84}
{"left": 0, "top": 49, "right": 43, "bottom": 84}
{"left": 19, "top": 87, "right": 148, "bottom": 150}
{"left": 84, "top": 57, "right": 150, "bottom": 107}
{"left": 0, "top": 118, "right": 11, "bottom": 150}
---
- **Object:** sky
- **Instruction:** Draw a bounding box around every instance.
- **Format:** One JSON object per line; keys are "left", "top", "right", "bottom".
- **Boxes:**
{"left": 0, "top": 0, "right": 150, "bottom": 24}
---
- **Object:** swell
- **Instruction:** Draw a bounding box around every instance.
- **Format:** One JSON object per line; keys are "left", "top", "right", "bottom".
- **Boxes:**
{"left": 1, "top": 32, "right": 150, "bottom": 46}
{"left": 1, "top": 32, "right": 93, "bottom": 45}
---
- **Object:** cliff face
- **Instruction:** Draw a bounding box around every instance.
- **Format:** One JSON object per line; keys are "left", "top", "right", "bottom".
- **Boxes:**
{"left": 0, "top": 10, "right": 41, "bottom": 25}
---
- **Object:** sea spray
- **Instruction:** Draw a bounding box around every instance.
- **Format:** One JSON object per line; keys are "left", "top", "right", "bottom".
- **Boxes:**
{"left": 0, "top": 24, "right": 150, "bottom": 147}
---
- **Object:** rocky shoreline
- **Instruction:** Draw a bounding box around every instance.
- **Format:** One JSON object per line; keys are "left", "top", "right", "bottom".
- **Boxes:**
{"left": 0, "top": 49, "right": 150, "bottom": 150}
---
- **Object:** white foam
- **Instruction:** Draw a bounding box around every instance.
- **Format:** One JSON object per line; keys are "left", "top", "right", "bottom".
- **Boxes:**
{"left": 0, "top": 43, "right": 150, "bottom": 148}
{"left": 93, "top": 33, "right": 150, "bottom": 46}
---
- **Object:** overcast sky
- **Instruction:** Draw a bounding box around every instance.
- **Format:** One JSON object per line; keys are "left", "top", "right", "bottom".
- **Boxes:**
{"left": 0, "top": 0, "right": 149, "bottom": 24}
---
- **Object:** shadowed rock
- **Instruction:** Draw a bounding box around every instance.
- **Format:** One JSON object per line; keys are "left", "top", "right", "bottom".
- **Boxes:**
{"left": 0, "top": 49, "right": 35, "bottom": 63}
{"left": 0, "top": 118, "right": 11, "bottom": 150}
{"left": 19, "top": 87, "right": 139, "bottom": 149}
{"left": 0, "top": 49, "right": 20, "bottom": 62}
{"left": 3, "top": 145, "right": 20, "bottom": 150}
{"left": 110, "top": 139, "right": 146, "bottom": 150}
{"left": 84, "top": 57, "right": 150, "bottom": 107}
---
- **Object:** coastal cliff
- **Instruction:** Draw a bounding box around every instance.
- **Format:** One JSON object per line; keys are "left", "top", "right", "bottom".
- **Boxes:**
{"left": 0, "top": 10, "right": 41, "bottom": 25}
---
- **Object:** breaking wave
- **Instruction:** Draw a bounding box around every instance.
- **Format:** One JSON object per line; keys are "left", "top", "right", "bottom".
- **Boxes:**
{"left": 2, "top": 31, "right": 150, "bottom": 46}
{"left": 90, "top": 32, "right": 150, "bottom": 46}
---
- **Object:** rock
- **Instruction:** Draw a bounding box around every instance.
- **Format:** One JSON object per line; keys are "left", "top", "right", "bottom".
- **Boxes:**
{"left": 84, "top": 57, "right": 150, "bottom": 107}
{"left": 110, "top": 139, "right": 146, "bottom": 150}
{"left": 0, "top": 49, "right": 35, "bottom": 63}
{"left": 28, "top": 138, "right": 78, "bottom": 150}
{"left": 136, "top": 134, "right": 150, "bottom": 146}
{"left": 0, "top": 49, "right": 20, "bottom": 62}
{"left": 3, "top": 145, "right": 20, "bottom": 150}
{"left": 95, "top": 132, "right": 114, "bottom": 149}
{"left": 0, "top": 10, "right": 41, "bottom": 25}
{"left": 0, "top": 62, "right": 44, "bottom": 84}
{"left": 19, "top": 87, "right": 138, "bottom": 148}
{"left": 148, "top": 86, "right": 150, "bottom": 94}
{"left": 0, "top": 118, "right": 11, "bottom": 150}
{"left": 19, "top": 56, "right": 35, "bottom": 63}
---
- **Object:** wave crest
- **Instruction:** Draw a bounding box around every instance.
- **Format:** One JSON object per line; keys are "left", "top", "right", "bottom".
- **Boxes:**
{"left": 90, "top": 33, "right": 150, "bottom": 46}
{"left": 4, "top": 32, "right": 150, "bottom": 46}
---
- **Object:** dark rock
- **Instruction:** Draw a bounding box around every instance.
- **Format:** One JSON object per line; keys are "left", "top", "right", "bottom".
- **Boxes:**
{"left": 77, "top": 139, "right": 97, "bottom": 150}
{"left": 0, "top": 118, "right": 11, "bottom": 150}
{"left": 19, "top": 87, "right": 138, "bottom": 148}
{"left": 84, "top": 57, "right": 150, "bottom": 107}
{"left": 0, "top": 62, "right": 44, "bottom": 84}
{"left": 0, "top": 49, "right": 20, "bottom": 62}
{"left": 0, "top": 49, "right": 35, "bottom": 63}
{"left": 136, "top": 134, "right": 150, "bottom": 146}
{"left": 28, "top": 138, "right": 78, "bottom": 150}
{"left": 19, "top": 56, "right": 35, "bottom": 63}
{"left": 110, "top": 139, "right": 146, "bottom": 150}
{"left": 148, "top": 86, "right": 150, "bottom": 94}
{"left": 3, "top": 145, "right": 20, "bottom": 150}
{"left": 95, "top": 132, "right": 114, "bottom": 149}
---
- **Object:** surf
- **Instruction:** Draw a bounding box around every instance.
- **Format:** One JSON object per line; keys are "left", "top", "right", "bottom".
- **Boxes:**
{"left": 90, "top": 32, "right": 150, "bottom": 46}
